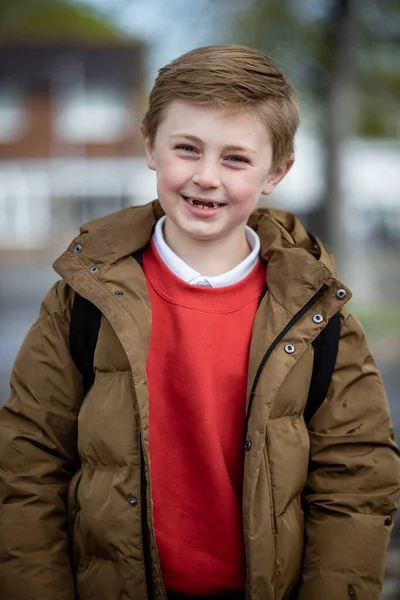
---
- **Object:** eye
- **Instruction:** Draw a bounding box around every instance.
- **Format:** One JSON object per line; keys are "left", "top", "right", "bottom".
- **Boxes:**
{"left": 226, "top": 155, "right": 250, "bottom": 164}
{"left": 176, "top": 144, "right": 198, "bottom": 153}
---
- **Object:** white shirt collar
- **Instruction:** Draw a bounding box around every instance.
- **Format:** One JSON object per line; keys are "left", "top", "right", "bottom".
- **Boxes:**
{"left": 152, "top": 216, "right": 260, "bottom": 288}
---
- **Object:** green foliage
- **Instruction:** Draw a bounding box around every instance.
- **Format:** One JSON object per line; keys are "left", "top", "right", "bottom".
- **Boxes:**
{"left": 0, "top": 0, "right": 122, "bottom": 42}
{"left": 226, "top": 0, "right": 400, "bottom": 140}
{"left": 352, "top": 304, "right": 400, "bottom": 339}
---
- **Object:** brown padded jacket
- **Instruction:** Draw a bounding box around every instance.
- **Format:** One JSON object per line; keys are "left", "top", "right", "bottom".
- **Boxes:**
{"left": 1, "top": 201, "right": 399, "bottom": 600}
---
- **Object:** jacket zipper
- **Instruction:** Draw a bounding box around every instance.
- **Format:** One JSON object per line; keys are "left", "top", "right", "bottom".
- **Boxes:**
{"left": 243, "top": 283, "right": 330, "bottom": 597}
{"left": 244, "top": 283, "right": 329, "bottom": 443}
{"left": 140, "top": 440, "right": 154, "bottom": 600}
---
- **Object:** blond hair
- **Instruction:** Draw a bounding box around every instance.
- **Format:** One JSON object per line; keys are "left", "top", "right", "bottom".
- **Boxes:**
{"left": 142, "top": 45, "right": 299, "bottom": 170}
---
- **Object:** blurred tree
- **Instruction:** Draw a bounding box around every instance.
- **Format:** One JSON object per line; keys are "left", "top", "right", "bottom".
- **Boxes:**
{"left": 227, "top": 0, "right": 400, "bottom": 254}
{"left": 0, "top": 0, "right": 123, "bottom": 41}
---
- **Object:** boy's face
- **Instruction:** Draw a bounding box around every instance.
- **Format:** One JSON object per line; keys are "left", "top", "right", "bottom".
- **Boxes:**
{"left": 144, "top": 100, "right": 293, "bottom": 246}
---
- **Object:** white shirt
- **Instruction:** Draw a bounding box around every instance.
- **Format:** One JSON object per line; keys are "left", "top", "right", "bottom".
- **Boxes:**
{"left": 152, "top": 216, "right": 261, "bottom": 288}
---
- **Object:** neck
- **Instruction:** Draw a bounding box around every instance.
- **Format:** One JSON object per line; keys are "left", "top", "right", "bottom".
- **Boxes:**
{"left": 163, "top": 219, "right": 251, "bottom": 277}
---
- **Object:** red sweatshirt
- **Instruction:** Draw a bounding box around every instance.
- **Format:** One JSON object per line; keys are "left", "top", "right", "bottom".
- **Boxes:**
{"left": 143, "top": 241, "right": 266, "bottom": 595}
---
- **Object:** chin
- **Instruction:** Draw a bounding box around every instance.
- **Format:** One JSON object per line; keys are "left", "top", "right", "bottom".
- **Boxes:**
{"left": 185, "top": 229, "right": 219, "bottom": 242}
{"left": 182, "top": 221, "right": 222, "bottom": 239}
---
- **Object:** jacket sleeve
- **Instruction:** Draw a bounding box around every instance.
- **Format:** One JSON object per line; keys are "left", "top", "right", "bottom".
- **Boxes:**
{"left": 0, "top": 281, "right": 82, "bottom": 600}
{"left": 299, "top": 310, "right": 400, "bottom": 600}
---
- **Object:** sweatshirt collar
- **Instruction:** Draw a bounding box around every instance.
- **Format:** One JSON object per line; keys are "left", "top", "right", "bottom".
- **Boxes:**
{"left": 152, "top": 216, "right": 261, "bottom": 288}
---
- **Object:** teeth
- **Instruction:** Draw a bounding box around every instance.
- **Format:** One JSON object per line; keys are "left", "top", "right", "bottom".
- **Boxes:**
{"left": 185, "top": 197, "right": 222, "bottom": 209}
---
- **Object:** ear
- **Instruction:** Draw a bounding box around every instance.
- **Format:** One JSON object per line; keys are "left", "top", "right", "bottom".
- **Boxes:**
{"left": 261, "top": 155, "right": 294, "bottom": 196}
{"left": 142, "top": 128, "right": 156, "bottom": 171}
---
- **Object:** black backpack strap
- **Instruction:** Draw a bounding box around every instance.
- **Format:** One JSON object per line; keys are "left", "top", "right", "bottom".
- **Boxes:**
{"left": 131, "top": 247, "right": 145, "bottom": 266}
{"left": 70, "top": 249, "right": 145, "bottom": 396}
{"left": 70, "top": 293, "right": 102, "bottom": 396}
{"left": 304, "top": 311, "right": 341, "bottom": 425}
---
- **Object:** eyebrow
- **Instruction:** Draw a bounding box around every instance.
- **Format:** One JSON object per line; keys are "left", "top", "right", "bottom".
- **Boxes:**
{"left": 169, "top": 133, "right": 257, "bottom": 155}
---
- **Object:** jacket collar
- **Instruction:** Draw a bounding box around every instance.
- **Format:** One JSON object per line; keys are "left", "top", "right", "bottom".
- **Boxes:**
{"left": 248, "top": 210, "right": 345, "bottom": 316}
{"left": 54, "top": 200, "right": 351, "bottom": 317}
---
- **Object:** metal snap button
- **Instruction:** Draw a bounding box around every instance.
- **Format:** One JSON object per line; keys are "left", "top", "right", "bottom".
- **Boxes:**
{"left": 244, "top": 440, "right": 252, "bottom": 452}
{"left": 114, "top": 290, "right": 124, "bottom": 296}
{"left": 90, "top": 266, "right": 99, "bottom": 274}
{"left": 73, "top": 244, "right": 82, "bottom": 253}
{"left": 128, "top": 496, "right": 138, "bottom": 507}
{"left": 284, "top": 344, "right": 295, "bottom": 354}
{"left": 347, "top": 584, "right": 357, "bottom": 599}
{"left": 336, "top": 288, "right": 347, "bottom": 300}
{"left": 312, "top": 314, "right": 324, "bottom": 324}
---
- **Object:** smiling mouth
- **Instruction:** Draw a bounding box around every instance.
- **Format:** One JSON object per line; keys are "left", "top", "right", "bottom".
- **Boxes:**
{"left": 182, "top": 195, "right": 226, "bottom": 210}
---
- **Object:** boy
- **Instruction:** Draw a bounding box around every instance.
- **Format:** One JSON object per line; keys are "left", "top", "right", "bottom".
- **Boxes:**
{"left": 0, "top": 45, "right": 399, "bottom": 600}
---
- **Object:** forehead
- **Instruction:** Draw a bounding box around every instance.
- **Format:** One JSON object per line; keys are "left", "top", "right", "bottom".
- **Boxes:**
{"left": 156, "top": 100, "right": 271, "bottom": 149}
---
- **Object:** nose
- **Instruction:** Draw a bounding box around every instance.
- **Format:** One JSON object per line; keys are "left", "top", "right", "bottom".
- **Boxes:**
{"left": 192, "top": 159, "right": 221, "bottom": 189}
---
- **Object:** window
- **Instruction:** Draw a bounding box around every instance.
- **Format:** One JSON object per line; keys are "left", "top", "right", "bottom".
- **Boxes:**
{"left": 0, "top": 87, "right": 27, "bottom": 143}
{"left": 74, "top": 195, "right": 125, "bottom": 224}
{"left": 0, "top": 168, "right": 50, "bottom": 248}
{"left": 55, "top": 85, "right": 133, "bottom": 143}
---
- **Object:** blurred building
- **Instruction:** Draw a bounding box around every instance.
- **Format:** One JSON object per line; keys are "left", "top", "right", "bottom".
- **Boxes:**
{"left": 271, "top": 135, "right": 400, "bottom": 245}
{"left": 0, "top": 40, "right": 156, "bottom": 262}
{"left": 271, "top": 134, "right": 400, "bottom": 305}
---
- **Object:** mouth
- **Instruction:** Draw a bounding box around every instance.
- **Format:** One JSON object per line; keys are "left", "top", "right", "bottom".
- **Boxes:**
{"left": 182, "top": 195, "right": 226, "bottom": 210}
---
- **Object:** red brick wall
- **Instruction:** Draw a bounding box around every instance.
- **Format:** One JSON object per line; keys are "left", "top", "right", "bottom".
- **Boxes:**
{"left": 0, "top": 89, "right": 144, "bottom": 159}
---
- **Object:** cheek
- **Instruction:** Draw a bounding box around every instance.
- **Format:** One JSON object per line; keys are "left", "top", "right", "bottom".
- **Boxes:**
{"left": 228, "top": 173, "right": 265, "bottom": 205}
{"left": 156, "top": 158, "right": 191, "bottom": 191}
